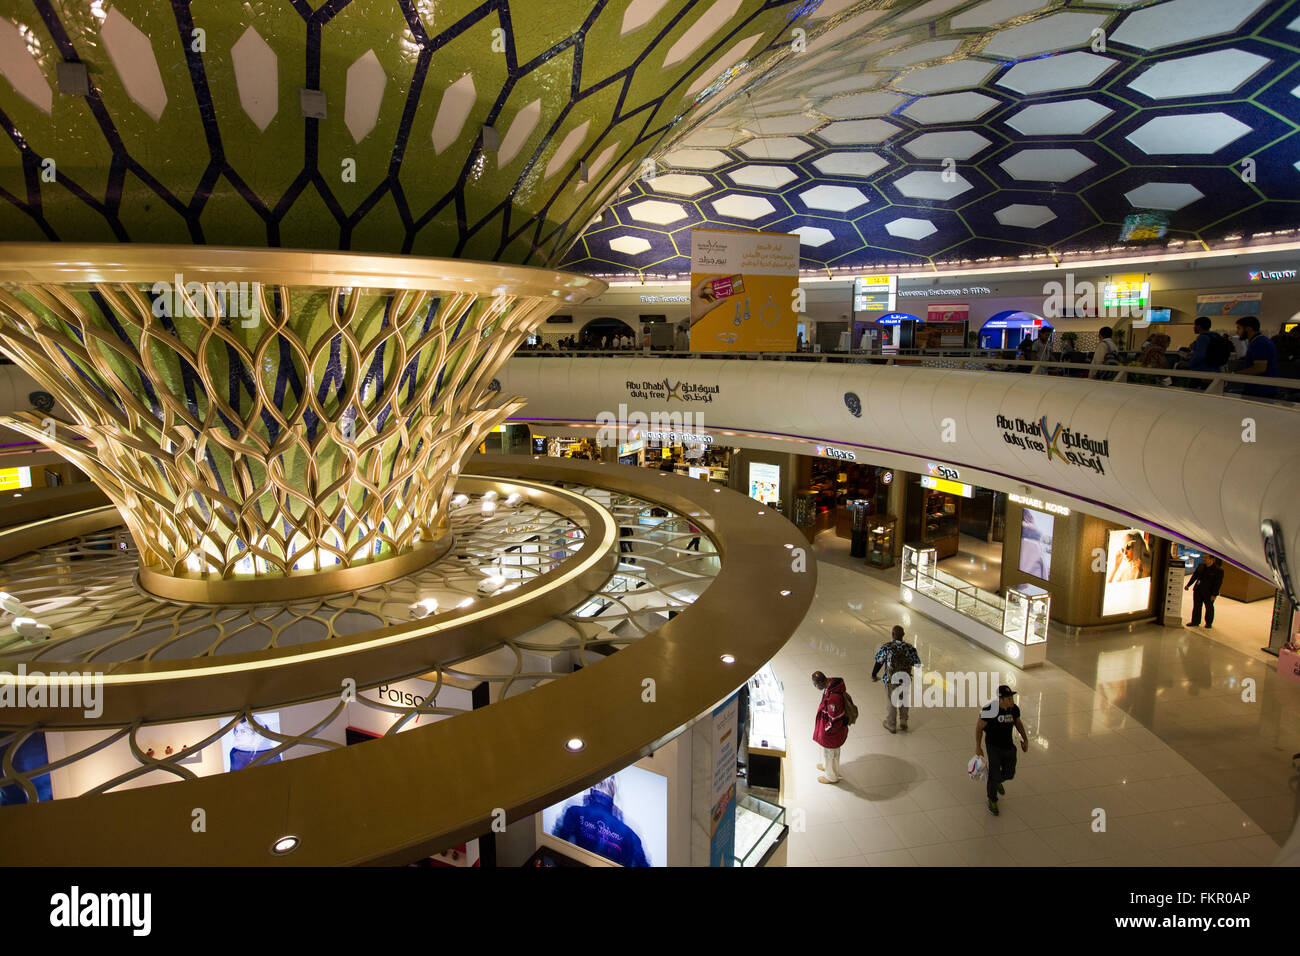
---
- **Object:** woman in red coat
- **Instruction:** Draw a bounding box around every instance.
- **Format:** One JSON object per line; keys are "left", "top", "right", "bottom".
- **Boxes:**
{"left": 812, "top": 671, "right": 849, "bottom": 784}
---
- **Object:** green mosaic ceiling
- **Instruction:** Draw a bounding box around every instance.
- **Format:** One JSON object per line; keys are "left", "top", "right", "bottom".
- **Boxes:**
{"left": 0, "top": 0, "right": 805, "bottom": 263}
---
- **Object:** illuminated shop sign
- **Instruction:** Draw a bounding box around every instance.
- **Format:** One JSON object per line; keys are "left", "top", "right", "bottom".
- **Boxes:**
{"left": 925, "top": 462, "right": 960, "bottom": 481}
{"left": 815, "top": 444, "right": 857, "bottom": 462}
{"left": 640, "top": 294, "right": 690, "bottom": 303}
{"left": 1008, "top": 493, "right": 1070, "bottom": 516}
{"left": 897, "top": 286, "right": 991, "bottom": 298}
{"left": 647, "top": 430, "right": 714, "bottom": 444}
{"left": 921, "top": 475, "right": 972, "bottom": 498}
{"left": 995, "top": 414, "right": 1110, "bottom": 476}
{"left": 1248, "top": 270, "right": 1296, "bottom": 281}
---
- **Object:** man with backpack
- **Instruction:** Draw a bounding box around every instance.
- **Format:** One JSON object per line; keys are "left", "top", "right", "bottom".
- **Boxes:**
{"left": 871, "top": 625, "right": 921, "bottom": 733}
{"left": 1182, "top": 316, "right": 1232, "bottom": 387}
{"left": 811, "top": 671, "right": 856, "bottom": 784}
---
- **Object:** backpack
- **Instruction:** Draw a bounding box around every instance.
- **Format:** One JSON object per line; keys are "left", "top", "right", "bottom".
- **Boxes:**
{"left": 888, "top": 640, "right": 913, "bottom": 679}
{"left": 841, "top": 689, "right": 859, "bottom": 727}
{"left": 1205, "top": 332, "right": 1233, "bottom": 368}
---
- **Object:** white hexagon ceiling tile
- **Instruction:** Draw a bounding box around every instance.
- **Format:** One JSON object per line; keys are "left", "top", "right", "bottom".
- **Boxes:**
{"left": 812, "top": 152, "right": 888, "bottom": 177}
{"left": 0, "top": 18, "right": 51, "bottom": 114}
{"left": 800, "top": 184, "right": 868, "bottom": 213}
{"left": 1006, "top": 100, "right": 1112, "bottom": 137}
{"left": 728, "top": 165, "right": 798, "bottom": 189}
{"left": 892, "top": 170, "right": 973, "bottom": 201}
{"left": 647, "top": 173, "right": 714, "bottom": 196}
{"left": 1124, "top": 183, "right": 1205, "bottom": 211}
{"left": 101, "top": 7, "right": 167, "bottom": 121}
{"left": 885, "top": 217, "right": 938, "bottom": 240}
{"left": 1128, "top": 49, "right": 1271, "bottom": 100}
{"left": 711, "top": 194, "right": 777, "bottom": 220}
{"left": 608, "top": 235, "right": 653, "bottom": 256}
{"left": 904, "top": 131, "right": 992, "bottom": 161}
{"left": 626, "top": 199, "right": 688, "bottom": 225}
{"left": 344, "top": 50, "right": 386, "bottom": 144}
{"left": 1126, "top": 113, "right": 1253, "bottom": 155}
{"left": 997, "top": 52, "right": 1116, "bottom": 96}
{"left": 792, "top": 225, "right": 837, "bottom": 247}
{"left": 994, "top": 204, "right": 1056, "bottom": 229}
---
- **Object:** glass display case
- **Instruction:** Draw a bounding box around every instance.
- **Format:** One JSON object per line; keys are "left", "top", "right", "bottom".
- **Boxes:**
{"left": 746, "top": 663, "right": 786, "bottom": 756}
{"left": 901, "top": 543, "right": 935, "bottom": 586}
{"left": 734, "top": 792, "right": 787, "bottom": 867}
{"left": 1003, "top": 583, "right": 1050, "bottom": 646}
{"left": 867, "top": 516, "right": 896, "bottom": 568}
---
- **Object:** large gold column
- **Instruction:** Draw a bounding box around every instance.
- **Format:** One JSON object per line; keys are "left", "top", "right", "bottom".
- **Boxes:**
{"left": 0, "top": 245, "right": 604, "bottom": 601}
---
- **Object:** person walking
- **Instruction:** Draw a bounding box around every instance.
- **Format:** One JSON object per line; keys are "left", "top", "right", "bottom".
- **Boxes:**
{"left": 871, "top": 625, "right": 921, "bottom": 733}
{"left": 1234, "top": 315, "right": 1279, "bottom": 399}
{"left": 974, "top": 684, "right": 1028, "bottom": 816}
{"left": 1088, "top": 325, "right": 1119, "bottom": 380}
{"left": 811, "top": 671, "right": 852, "bottom": 784}
{"left": 1186, "top": 554, "right": 1224, "bottom": 629}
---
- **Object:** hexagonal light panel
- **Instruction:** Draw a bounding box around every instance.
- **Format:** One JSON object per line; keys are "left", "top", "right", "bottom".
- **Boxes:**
{"left": 793, "top": 226, "right": 836, "bottom": 248}
{"left": 1128, "top": 49, "right": 1270, "bottom": 100}
{"left": 1126, "top": 112, "right": 1252, "bottom": 155}
{"left": 729, "top": 165, "right": 799, "bottom": 189}
{"left": 952, "top": 0, "right": 1055, "bottom": 30}
{"left": 982, "top": 12, "right": 1109, "bottom": 59}
{"left": 893, "top": 171, "right": 974, "bottom": 201}
{"left": 626, "top": 200, "right": 688, "bottom": 225}
{"left": 681, "top": 128, "right": 739, "bottom": 148}
{"left": 817, "top": 119, "right": 900, "bottom": 145}
{"left": 662, "top": 0, "right": 743, "bottom": 69}
{"left": 1123, "top": 182, "right": 1204, "bottom": 211}
{"left": 738, "top": 137, "right": 813, "bottom": 160}
{"left": 820, "top": 91, "right": 908, "bottom": 119}
{"left": 609, "top": 236, "right": 652, "bottom": 256}
{"left": 902, "top": 91, "right": 999, "bottom": 125}
{"left": 885, "top": 217, "right": 938, "bottom": 241}
{"left": 543, "top": 119, "right": 591, "bottom": 180}
{"left": 749, "top": 114, "right": 821, "bottom": 136}
{"left": 101, "top": 7, "right": 167, "bottom": 121}
{"left": 812, "top": 152, "right": 888, "bottom": 177}
{"left": 905, "top": 131, "right": 992, "bottom": 161}
{"left": 999, "top": 148, "right": 1095, "bottom": 182}
{"left": 878, "top": 39, "right": 961, "bottom": 69}
{"left": 800, "top": 185, "right": 868, "bottom": 213}
{"left": 994, "top": 204, "right": 1056, "bottom": 228}
{"left": 1111, "top": 0, "right": 1270, "bottom": 51}
{"left": 807, "top": 74, "right": 884, "bottom": 97}
{"left": 1006, "top": 100, "right": 1112, "bottom": 136}
{"left": 895, "top": 60, "right": 998, "bottom": 95}
{"left": 662, "top": 148, "right": 730, "bottom": 170}
{"left": 712, "top": 194, "right": 777, "bottom": 220}
{"left": 231, "top": 26, "right": 278, "bottom": 132}
{"left": 997, "top": 52, "right": 1115, "bottom": 96}
{"left": 648, "top": 173, "right": 713, "bottom": 196}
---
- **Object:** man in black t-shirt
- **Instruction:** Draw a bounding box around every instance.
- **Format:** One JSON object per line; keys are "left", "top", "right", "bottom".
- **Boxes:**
{"left": 975, "top": 685, "right": 1028, "bottom": 816}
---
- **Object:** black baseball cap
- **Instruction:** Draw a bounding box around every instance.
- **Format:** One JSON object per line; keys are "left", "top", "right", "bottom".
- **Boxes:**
{"left": 997, "top": 684, "right": 1016, "bottom": 697}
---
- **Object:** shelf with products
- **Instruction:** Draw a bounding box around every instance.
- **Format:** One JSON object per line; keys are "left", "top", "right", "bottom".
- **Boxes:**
{"left": 901, "top": 544, "right": 1048, "bottom": 668}
{"left": 866, "top": 516, "right": 896, "bottom": 569}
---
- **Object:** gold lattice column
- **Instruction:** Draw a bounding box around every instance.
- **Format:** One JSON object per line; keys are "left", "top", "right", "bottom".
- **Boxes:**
{"left": 0, "top": 245, "right": 604, "bottom": 602}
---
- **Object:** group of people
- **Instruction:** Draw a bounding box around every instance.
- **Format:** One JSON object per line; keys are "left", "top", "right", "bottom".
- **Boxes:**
{"left": 810, "top": 626, "right": 1029, "bottom": 818}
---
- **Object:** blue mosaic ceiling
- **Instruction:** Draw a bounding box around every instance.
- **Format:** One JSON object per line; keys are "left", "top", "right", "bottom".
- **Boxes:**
{"left": 564, "top": 0, "right": 1300, "bottom": 278}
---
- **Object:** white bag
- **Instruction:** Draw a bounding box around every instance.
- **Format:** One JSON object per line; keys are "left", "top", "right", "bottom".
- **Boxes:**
{"left": 967, "top": 754, "right": 987, "bottom": 782}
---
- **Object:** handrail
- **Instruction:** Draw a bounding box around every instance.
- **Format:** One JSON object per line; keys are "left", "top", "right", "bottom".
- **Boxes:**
{"left": 509, "top": 349, "right": 1300, "bottom": 403}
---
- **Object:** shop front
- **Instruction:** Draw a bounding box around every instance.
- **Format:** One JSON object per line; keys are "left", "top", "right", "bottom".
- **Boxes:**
{"left": 642, "top": 431, "right": 732, "bottom": 484}
{"left": 792, "top": 453, "right": 893, "bottom": 555}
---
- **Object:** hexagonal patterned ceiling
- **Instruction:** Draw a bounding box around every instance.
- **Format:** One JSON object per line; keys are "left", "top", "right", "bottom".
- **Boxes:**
{"left": 0, "top": 0, "right": 806, "bottom": 264}
{"left": 4, "top": 0, "right": 1300, "bottom": 277}
{"left": 564, "top": 0, "right": 1300, "bottom": 277}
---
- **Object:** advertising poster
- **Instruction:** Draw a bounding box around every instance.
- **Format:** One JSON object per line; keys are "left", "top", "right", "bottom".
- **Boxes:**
{"left": 689, "top": 229, "right": 799, "bottom": 352}
{"left": 1103, "top": 529, "right": 1154, "bottom": 616}
{"left": 709, "top": 693, "right": 739, "bottom": 867}
{"left": 1018, "top": 508, "right": 1054, "bottom": 581}
{"left": 1195, "top": 292, "right": 1262, "bottom": 317}
{"left": 542, "top": 764, "right": 668, "bottom": 867}
{"left": 221, "top": 712, "right": 283, "bottom": 772}
{"left": 748, "top": 461, "right": 780, "bottom": 504}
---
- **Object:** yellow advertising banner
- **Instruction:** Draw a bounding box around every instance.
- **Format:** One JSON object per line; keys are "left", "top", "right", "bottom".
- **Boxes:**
{"left": 689, "top": 228, "right": 799, "bottom": 352}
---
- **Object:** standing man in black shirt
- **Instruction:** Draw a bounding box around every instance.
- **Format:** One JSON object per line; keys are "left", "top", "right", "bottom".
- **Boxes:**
{"left": 1185, "top": 555, "right": 1225, "bottom": 629}
{"left": 975, "top": 685, "right": 1028, "bottom": 816}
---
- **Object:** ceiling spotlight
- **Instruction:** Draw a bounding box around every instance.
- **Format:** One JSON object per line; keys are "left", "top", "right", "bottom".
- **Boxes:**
{"left": 451, "top": 494, "right": 469, "bottom": 508}
{"left": 409, "top": 597, "right": 439, "bottom": 619}
{"left": 504, "top": 492, "right": 523, "bottom": 507}
{"left": 481, "top": 499, "right": 497, "bottom": 516}
{"left": 482, "top": 490, "right": 499, "bottom": 502}
{"left": 565, "top": 737, "right": 586, "bottom": 752}
{"left": 270, "top": 835, "right": 301, "bottom": 855}
{"left": 779, "top": 590, "right": 790, "bottom": 597}
{"left": 720, "top": 654, "right": 736, "bottom": 664}
{"left": 783, "top": 543, "right": 794, "bottom": 549}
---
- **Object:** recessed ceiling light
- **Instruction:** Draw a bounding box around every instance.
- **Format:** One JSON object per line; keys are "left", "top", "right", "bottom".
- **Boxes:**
{"left": 270, "top": 835, "right": 300, "bottom": 855}
{"left": 720, "top": 654, "right": 736, "bottom": 664}
{"left": 779, "top": 589, "right": 790, "bottom": 596}
{"left": 784, "top": 543, "right": 794, "bottom": 549}
{"left": 565, "top": 737, "right": 586, "bottom": 752}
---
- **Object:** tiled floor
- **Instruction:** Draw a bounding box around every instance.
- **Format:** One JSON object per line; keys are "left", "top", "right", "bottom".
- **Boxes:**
{"left": 771, "top": 544, "right": 1299, "bottom": 867}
